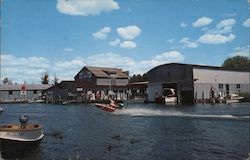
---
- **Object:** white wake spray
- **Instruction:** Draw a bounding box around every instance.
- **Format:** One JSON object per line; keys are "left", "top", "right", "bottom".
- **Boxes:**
{"left": 113, "top": 108, "right": 250, "bottom": 120}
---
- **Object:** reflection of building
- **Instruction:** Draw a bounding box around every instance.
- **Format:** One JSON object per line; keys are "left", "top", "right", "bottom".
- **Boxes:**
{"left": 0, "top": 84, "right": 51, "bottom": 103}
{"left": 147, "top": 63, "right": 250, "bottom": 103}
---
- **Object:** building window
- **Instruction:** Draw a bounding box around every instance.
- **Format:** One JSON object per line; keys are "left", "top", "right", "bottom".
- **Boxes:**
{"left": 236, "top": 84, "right": 241, "bottom": 89}
{"left": 34, "top": 90, "right": 37, "bottom": 94}
{"left": 9, "top": 91, "right": 13, "bottom": 95}
{"left": 218, "top": 84, "right": 223, "bottom": 89}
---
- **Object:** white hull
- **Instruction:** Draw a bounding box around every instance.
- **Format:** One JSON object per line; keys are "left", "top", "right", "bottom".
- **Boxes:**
{"left": 226, "top": 99, "right": 240, "bottom": 104}
{"left": 165, "top": 97, "right": 177, "bottom": 104}
{"left": 0, "top": 124, "right": 44, "bottom": 142}
{"left": 226, "top": 94, "right": 244, "bottom": 104}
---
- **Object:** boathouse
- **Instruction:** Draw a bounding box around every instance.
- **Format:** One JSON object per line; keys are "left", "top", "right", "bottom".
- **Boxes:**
{"left": 44, "top": 81, "right": 76, "bottom": 103}
{"left": 74, "top": 66, "right": 129, "bottom": 101}
{"left": 147, "top": 63, "right": 250, "bottom": 103}
{"left": 0, "top": 84, "right": 51, "bottom": 103}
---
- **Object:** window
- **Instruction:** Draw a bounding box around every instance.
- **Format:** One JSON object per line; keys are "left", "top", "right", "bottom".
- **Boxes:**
{"left": 218, "top": 84, "right": 223, "bottom": 89}
{"left": 33, "top": 90, "right": 37, "bottom": 94}
{"left": 236, "top": 84, "right": 241, "bottom": 89}
{"left": 9, "top": 91, "right": 13, "bottom": 95}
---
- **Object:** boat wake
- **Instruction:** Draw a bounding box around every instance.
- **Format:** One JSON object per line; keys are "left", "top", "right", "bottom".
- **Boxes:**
{"left": 113, "top": 108, "right": 250, "bottom": 121}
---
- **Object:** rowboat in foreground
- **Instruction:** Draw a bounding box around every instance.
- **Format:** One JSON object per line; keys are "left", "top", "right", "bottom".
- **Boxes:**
{"left": 0, "top": 115, "right": 44, "bottom": 158}
{"left": 0, "top": 115, "right": 44, "bottom": 143}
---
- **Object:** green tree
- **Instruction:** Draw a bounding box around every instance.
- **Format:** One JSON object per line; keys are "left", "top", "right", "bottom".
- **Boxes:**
{"left": 41, "top": 72, "right": 49, "bottom": 84}
{"left": 222, "top": 56, "right": 250, "bottom": 70}
{"left": 129, "top": 73, "right": 148, "bottom": 83}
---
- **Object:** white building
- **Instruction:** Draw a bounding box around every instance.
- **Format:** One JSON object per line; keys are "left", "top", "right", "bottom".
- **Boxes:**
{"left": 147, "top": 63, "right": 250, "bottom": 103}
{"left": 0, "top": 84, "right": 51, "bottom": 102}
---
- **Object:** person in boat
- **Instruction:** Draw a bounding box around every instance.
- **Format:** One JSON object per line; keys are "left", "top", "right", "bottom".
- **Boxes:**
{"left": 109, "top": 98, "right": 117, "bottom": 108}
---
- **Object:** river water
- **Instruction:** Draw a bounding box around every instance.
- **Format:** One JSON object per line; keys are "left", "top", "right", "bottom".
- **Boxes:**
{"left": 0, "top": 102, "right": 249, "bottom": 160}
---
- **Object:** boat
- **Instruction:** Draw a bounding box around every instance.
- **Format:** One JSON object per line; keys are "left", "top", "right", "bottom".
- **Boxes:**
{"left": 163, "top": 88, "right": 177, "bottom": 104}
{"left": 0, "top": 115, "right": 44, "bottom": 143}
{"left": 0, "top": 107, "right": 3, "bottom": 112}
{"left": 165, "top": 96, "right": 177, "bottom": 104}
{"left": 95, "top": 99, "right": 123, "bottom": 112}
{"left": 95, "top": 103, "right": 116, "bottom": 112}
{"left": 225, "top": 93, "right": 244, "bottom": 104}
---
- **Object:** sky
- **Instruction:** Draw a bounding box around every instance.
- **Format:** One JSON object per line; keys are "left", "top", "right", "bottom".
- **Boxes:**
{"left": 0, "top": 0, "right": 250, "bottom": 84}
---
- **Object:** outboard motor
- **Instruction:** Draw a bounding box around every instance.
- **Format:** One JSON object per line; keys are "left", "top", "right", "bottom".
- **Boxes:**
{"left": 19, "top": 115, "right": 29, "bottom": 129}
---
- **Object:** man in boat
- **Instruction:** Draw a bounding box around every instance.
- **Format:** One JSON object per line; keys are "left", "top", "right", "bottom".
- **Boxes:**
{"left": 109, "top": 98, "right": 117, "bottom": 108}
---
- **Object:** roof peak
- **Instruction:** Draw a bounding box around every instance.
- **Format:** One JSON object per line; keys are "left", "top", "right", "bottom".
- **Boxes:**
{"left": 85, "top": 66, "right": 122, "bottom": 70}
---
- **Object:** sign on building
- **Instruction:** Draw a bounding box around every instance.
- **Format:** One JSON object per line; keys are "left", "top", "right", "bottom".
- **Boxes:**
{"left": 20, "top": 85, "right": 26, "bottom": 96}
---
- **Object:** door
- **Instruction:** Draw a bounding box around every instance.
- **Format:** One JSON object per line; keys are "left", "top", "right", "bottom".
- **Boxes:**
{"left": 226, "top": 84, "right": 229, "bottom": 95}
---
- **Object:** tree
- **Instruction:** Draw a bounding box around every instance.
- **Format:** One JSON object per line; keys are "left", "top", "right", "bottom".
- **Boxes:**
{"left": 41, "top": 72, "right": 49, "bottom": 84}
{"left": 53, "top": 74, "right": 59, "bottom": 85}
{"left": 222, "top": 56, "right": 250, "bottom": 70}
{"left": 2, "top": 77, "right": 12, "bottom": 85}
{"left": 129, "top": 73, "right": 148, "bottom": 83}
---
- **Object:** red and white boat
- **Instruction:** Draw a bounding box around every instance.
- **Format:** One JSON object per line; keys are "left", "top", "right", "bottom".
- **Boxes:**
{"left": 95, "top": 103, "right": 116, "bottom": 112}
{"left": 95, "top": 99, "right": 123, "bottom": 112}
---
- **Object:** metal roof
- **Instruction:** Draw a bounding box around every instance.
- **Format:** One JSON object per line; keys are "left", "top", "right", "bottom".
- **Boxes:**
{"left": 0, "top": 84, "right": 52, "bottom": 91}
{"left": 75, "top": 66, "right": 129, "bottom": 79}
{"left": 147, "top": 63, "right": 250, "bottom": 73}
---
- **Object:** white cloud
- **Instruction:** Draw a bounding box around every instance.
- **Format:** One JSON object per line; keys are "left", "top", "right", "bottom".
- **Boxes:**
{"left": 242, "top": 18, "right": 250, "bottom": 27}
{"left": 154, "top": 51, "right": 185, "bottom": 63}
{"left": 1, "top": 51, "right": 185, "bottom": 83}
{"left": 117, "top": 25, "right": 142, "bottom": 40}
{"left": 87, "top": 51, "right": 184, "bottom": 74}
{"left": 87, "top": 53, "right": 135, "bottom": 68}
{"left": 192, "top": 17, "right": 213, "bottom": 27}
{"left": 198, "top": 33, "right": 236, "bottom": 44}
{"left": 109, "top": 38, "right": 120, "bottom": 46}
{"left": 2, "top": 54, "right": 50, "bottom": 69}
{"left": 203, "top": 18, "right": 236, "bottom": 34}
{"left": 54, "top": 58, "right": 85, "bottom": 70}
{"left": 64, "top": 47, "right": 75, "bottom": 52}
{"left": 109, "top": 39, "right": 137, "bottom": 49}
{"left": 119, "top": 41, "right": 137, "bottom": 48}
{"left": 56, "top": 0, "right": 119, "bottom": 16}
{"left": 92, "top": 27, "right": 111, "bottom": 40}
{"left": 53, "top": 57, "right": 86, "bottom": 80}
{"left": 180, "top": 22, "right": 187, "bottom": 28}
{"left": 1, "top": 54, "right": 51, "bottom": 83}
{"left": 230, "top": 45, "right": 250, "bottom": 57}
{"left": 216, "top": 18, "right": 236, "bottom": 28}
{"left": 180, "top": 37, "right": 199, "bottom": 48}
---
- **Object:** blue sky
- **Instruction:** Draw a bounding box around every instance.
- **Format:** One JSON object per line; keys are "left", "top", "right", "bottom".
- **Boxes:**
{"left": 1, "top": 0, "right": 250, "bottom": 84}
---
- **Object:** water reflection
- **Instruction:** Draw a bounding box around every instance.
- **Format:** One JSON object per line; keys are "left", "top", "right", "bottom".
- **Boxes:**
{"left": 0, "top": 140, "right": 42, "bottom": 159}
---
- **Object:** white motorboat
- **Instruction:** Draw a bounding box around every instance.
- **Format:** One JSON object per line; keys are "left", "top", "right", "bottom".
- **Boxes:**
{"left": 165, "top": 96, "right": 177, "bottom": 104}
{"left": 0, "top": 107, "right": 3, "bottom": 112}
{"left": 226, "top": 94, "right": 244, "bottom": 104}
{"left": 163, "top": 88, "right": 177, "bottom": 104}
{"left": 0, "top": 115, "right": 44, "bottom": 143}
